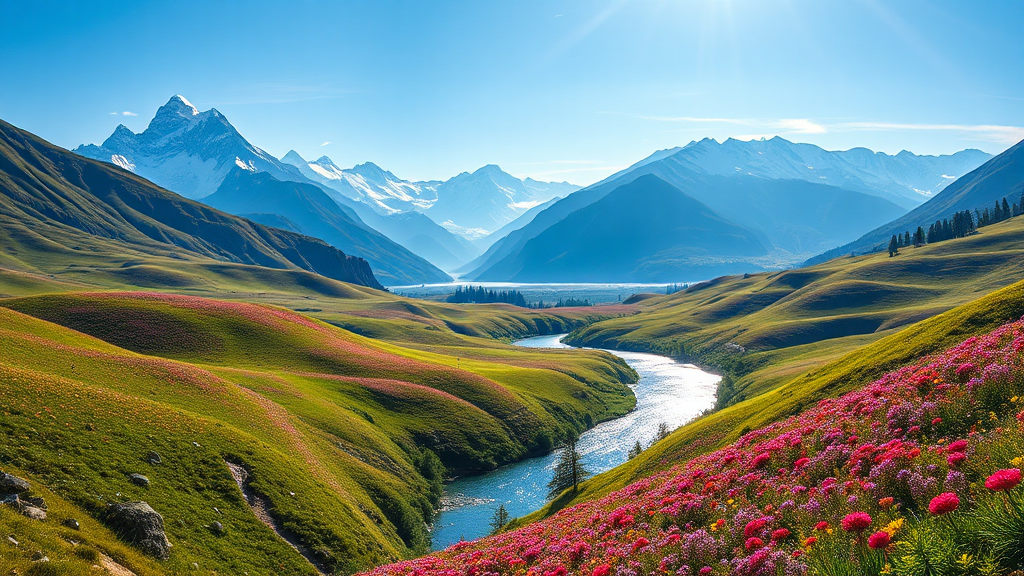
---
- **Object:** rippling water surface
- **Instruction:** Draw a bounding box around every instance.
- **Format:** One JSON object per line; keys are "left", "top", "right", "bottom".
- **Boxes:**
{"left": 430, "top": 334, "right": 719, "bottom": 550}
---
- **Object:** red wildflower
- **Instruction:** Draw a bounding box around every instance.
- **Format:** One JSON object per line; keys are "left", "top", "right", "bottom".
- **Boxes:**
{"left": 592, "top": 565, "right": 611, "bottom": 576}
{"left": 745, "top": 537, "right": 764, "bottom": 551}
{"left": 929, "top": 492, "right": 960, "bottom": 515}
{"left": 932, "top": 417, "right": 942, "bottom": 426}
{"left": 804, "top": 536, "right": 817, "bottom": 547}
{"left": 749, "top": 453, "right": 771, "bottom": 470}
{"left": 793, "top": 457, "right": 810, "bottom": 469}
{"left": 947, "top": 452, "right": 967, "bottom": 467}
{"left": 744, "top": 518, "right": 768, "bottom": 537}
{"left": 985, "top": 468, "right": 1022, "bottom": 491}
{"left": 947, "top": 440, "right": 969, "bottom": 453}
{"left": 630, "top": 537, "right": 650, "bottom": 554}
{"left": 868, "top": 531, "right": 891, "bottom": 549}
{"left": 841, "top": 512, "right": 872, "bottom": 532}
{"left": 814, "top": 521, "right": 829, "bottom": 531}
{"left": 771, "top": 528, "right": 791, "bottom": 541}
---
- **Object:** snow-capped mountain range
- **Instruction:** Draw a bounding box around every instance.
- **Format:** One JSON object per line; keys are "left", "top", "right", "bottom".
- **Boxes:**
{"left": 613, "top": 136, "right": 991, "bottom": 209}
{"left": 281, "top": 152, "right": 579, "bottom": 235}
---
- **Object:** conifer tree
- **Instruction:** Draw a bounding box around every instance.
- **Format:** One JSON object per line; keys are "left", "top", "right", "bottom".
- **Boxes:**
{"left": 888, "top": 235, "right": 898, "bottom": 257}
{"left": 1003, "top": 198, "right": 1012, "bottom": 221}
{"left": 489, "top": 504, "right": 510, "bottom": 533}
{"left": 547, "top": 433, "right": 590, "bottom": 499}
{"left": 627, "top": 440, "right": 643, "bottom": 460}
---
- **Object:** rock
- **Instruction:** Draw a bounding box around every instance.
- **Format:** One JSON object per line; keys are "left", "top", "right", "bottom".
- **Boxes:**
{"left": 7, "top": 536, "right": 18, "bottom": 546}
{"left": 62, "top": 518, "right": 80, "bottom": 530}
{"left": 128, "top": 474, "right": 150, "bottom": 487}
{"left": 146, "top": 451, "right": 162, "bottom": 465}
{"left": 31, "top": 551, "right": 48, "bottom": 562}
{"left": 0, "top": 494, "right": 18, "bottom": 506}
{"left": 20, "top": 506, "right": 46, "bottom": 521}
{"left": 0, "top": 473, "right": 30, "bottom": 494}
{"left": 209, "top": 521, "right": 224, "bottom": 534}
{"left": 22, "top": 496, "right": 45, "bottom": 510}
{"left": 107, "top": 502, "right": 171, "bottom": 560}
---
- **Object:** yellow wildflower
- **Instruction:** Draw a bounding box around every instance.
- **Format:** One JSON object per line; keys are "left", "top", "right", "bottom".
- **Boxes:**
{"left": 883, "top": 518, "right": 904, "bottom": 535}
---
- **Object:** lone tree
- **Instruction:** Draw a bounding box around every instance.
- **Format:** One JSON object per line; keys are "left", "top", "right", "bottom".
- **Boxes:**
{"left": 888, "top": 234, "right": 899, "bottom": 257}
{"left": 547, "top": 433, "right": 589, "bottom": 500}
{"left": 489, "top": 504, "right": 510, "bottom": 534}
{"left": 627, "top": 440, "right": 643, "bottom": 460}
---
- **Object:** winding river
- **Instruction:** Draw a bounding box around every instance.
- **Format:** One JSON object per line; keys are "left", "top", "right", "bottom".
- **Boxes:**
{"left": 430, "top": 334, "right": 720, "bottom": 550}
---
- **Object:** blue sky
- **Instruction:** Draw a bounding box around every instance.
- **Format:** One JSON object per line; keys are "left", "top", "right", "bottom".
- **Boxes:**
{"left": 1, "top": 0, "right": 1022, "bottom": 185}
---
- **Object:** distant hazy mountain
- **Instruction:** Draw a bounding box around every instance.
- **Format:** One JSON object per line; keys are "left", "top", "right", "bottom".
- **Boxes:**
{"left": 204, "top": 169, "right": 452, "bottom": 285}
{"left": 809, "top": 138, "right": 1024, "bottom": 263}
{"left": 354, "top": 208, "right": 479, "bottom": 273}
{"left": 476, "top": 175, "right": 770, "bottom": 283}
{"left": 281, "top": 151, "right": 440, "bottom": 214}
{"left": 75, "top": 95, "right": 307, "bottom": 199}
{"left": 282, "top": 151, "right": 580, "bottom": 239}
{"left": 465, "top": 138, "right": 987, "bottom": 282}
{"left": 0, "top": 119, "right": 382, "bottom": 289}
{"left": 623, "top": 137, "right": 990, "bottom": 209}
{"left": 425, "top": 164, "right": 577, "bottom": 234}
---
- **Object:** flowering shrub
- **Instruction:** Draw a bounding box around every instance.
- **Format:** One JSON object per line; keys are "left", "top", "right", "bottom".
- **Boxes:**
{"left": 364, "top": 318, "right": 1024, "bottom": 575}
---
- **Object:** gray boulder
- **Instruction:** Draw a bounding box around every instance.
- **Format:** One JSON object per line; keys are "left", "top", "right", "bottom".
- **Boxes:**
{"left": 147, "top": 451, "right": 162, "bottom": 465}
{"left": 0, "top": 472, "right": 30, "bottom": 494}
{"left": 107, "top": 502, "right": 171, "bottom": 560}
{"left": 63, "top": 518, "right": 81, "bottom": 530}
{"left": 20, "top": 505, "right": 46, "bottom": 520}
{"left": 129, "top": 473, "right": 150, "bottom": 487}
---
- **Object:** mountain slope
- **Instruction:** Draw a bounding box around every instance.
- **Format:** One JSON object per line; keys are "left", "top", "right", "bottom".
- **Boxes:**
{"left": 0, "top": 118, "right": 382, "bottom": 289}
{"left": 75, "top": 95, "right": 308, "bottom": 199}
{"left": 425, "top": 165, "right": 576, "bottom": 234}
{"left": 810, "top": 138, "right": 1024, "bottom": 262}
{"left": 354, "top": 208, "right": 479, "bottom": 273}
{"left": 281, "top": 151, "right": 440, "bottom": 214}
{"left": 478, "top": 174, "right": 770, "bottom": 282}
{"left": 465, "top": 138, "right": 979, "bottom": 282}
{"left": 204, "top": 169, "right": 452, "bottom": 285}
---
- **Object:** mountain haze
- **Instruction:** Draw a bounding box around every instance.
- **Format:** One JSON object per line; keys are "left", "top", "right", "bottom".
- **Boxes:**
{"left": 204, "top": 169, "right": 453, "bottom": 285}
{"left": 477, "top": 175, "right": 770, "bottom": 282}
{"left": 809, "top": 138, "right": 1024, "bottom": 263}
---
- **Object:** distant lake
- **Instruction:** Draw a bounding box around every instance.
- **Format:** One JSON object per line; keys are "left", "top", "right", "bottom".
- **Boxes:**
{"left": 429, "top": 334, "right": 719, "bottom": 550}
{"left": 391, "top": 282, "right": 692, "bottom": 305}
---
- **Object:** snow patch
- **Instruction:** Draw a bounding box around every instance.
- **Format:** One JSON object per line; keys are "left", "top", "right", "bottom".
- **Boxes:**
{"left": 109, "top": 154, "right": 135, "bottom": 172}
{"left": 235, "top": 157, "right": 256, "bottom": 172}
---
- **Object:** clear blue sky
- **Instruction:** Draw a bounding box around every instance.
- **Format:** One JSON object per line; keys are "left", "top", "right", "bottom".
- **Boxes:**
{"left": 1, "top": 0, "right": 1022, "bottom": 185}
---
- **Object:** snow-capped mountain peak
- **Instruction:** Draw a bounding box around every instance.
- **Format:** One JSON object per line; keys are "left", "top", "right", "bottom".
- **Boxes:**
{"left": 74, "top": 95, "right": 306, "bottom": 199}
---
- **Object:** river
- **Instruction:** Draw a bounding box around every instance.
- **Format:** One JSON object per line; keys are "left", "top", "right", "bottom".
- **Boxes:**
{"left": 430, "top": 334, "right": 720, "bottom": 550}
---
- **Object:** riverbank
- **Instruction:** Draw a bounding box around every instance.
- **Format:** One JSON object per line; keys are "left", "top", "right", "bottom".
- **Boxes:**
{"left": 429, "top": 334, "right": 719, "bottom": 549}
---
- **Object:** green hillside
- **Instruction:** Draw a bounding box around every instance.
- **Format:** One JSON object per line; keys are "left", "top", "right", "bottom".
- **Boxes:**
{"left": 515, "top": 215, "right": 1024, "bottom": 522}
{"left": 0, "top": 291, "right": 637, "bottom": 574}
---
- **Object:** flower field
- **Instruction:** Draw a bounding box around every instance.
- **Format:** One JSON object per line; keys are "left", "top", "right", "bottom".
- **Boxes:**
{"left": 367, "top": 317, "right": 1024, "bottom": 576}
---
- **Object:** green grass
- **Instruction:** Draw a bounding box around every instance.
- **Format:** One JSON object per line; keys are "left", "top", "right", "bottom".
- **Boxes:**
{"left": 516, "top": 218, "right": 1024, "bottom": 525}
{"left": 0, "top": 290, "right": 637, "bottom": 574}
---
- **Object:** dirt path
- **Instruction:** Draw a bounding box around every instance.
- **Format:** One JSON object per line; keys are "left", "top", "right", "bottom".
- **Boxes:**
{"left": 225, "top": 461, "right": 327, "bottom": 575}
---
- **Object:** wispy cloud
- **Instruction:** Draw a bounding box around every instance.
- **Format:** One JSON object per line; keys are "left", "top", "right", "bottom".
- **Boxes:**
{"left": 319, "top": 141, "right": 331, "bottom": 147}
{"left": 835, "top": 121, "right": 1024, "bottom": 144}
{"left": 630, "top": 114, "right": 1023, "bottom": 144}
{"left": 109, "top": 111, "right": 137, "bottom": 116}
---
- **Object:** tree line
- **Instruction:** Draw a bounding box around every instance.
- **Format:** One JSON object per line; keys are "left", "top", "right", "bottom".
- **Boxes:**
{"left": 446, "top": 286, "right": 527, "bottom": 306}
{"left": 888, "top": 192, "right": 1023, "bottom": 257}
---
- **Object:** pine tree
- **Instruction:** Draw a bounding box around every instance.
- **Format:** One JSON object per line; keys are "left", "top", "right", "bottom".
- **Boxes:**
{"left": 547, "top": 434, "right": 590, "bottom": 499}
{"left": 903, "top": 231, "right": 911, "bottom": 247}
{"left": 489, "top": 504, "right": 510, "bottom": 533}
{"left": 994, "top": 201, "right": 1003, "bottom": 222}
{"left": 1003, "top": 198, "right": 1012, "bottom": 221}
{"left": 914, "top": 226, "right": 925, "bottom": 247}
{"left": 888, "top": 234, "right": 899, "bottom": 257}
{"left": 627, "top": 440, "right": 643, "bottom": 460}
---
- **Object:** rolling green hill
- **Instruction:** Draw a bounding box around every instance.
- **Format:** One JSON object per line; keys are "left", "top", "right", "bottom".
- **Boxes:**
{"left": 0, "top": 119, "right": 383, "bottom": 291}
{"left": 0, "top": 292, "right": 637, "bottom": 574}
